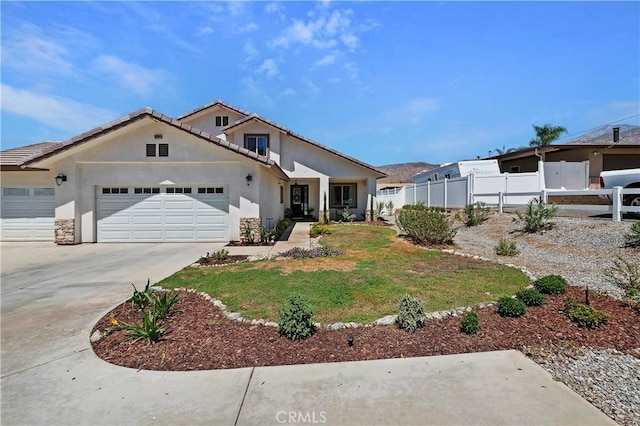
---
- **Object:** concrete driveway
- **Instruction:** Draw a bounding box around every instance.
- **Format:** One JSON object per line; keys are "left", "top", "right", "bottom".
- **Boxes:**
{"left": 0, "top": 241, "right": 616, "bottom": 425}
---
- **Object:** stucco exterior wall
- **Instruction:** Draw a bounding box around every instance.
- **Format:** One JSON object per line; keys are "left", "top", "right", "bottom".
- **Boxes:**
{"left": 1, "top": 170, "right": 55, "bottom": 187}
{"left": 226, "top": 123, "right": 282, "bottom": 164}
{"left": 181, "top": 109, "right": 246, "bottom": 136}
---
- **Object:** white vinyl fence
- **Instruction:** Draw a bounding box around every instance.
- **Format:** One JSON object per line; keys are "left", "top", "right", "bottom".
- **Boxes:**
{"left": 376, "top": 173, "right": 639, "bottom": 222}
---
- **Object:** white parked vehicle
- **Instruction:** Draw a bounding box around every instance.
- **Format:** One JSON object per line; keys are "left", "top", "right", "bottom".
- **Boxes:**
{"left": 599, "top": 168, "right": 640, "bottom": 206}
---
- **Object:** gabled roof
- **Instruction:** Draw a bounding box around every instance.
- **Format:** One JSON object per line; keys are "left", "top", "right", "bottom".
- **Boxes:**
{"left": 177, "top": 99, "right": 252, "bottom": 121}
{"left": 19, "top": 108, "right": 290, "bottom": 181}
{"left": 1, "top": 141, "right": 63, "bottom": 170}
{"left": 223, "top": 114, "right": 387, "bottom": 177}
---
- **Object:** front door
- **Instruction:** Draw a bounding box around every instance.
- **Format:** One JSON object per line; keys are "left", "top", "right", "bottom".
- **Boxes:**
{"left": 290, "top": 185, "right": 308, "bottom": 218}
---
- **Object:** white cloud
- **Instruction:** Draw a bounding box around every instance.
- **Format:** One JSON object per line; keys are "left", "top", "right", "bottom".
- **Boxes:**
{"left": 306, "top": 80, "right": 321, "bottom": 95}
{"left": 407, "top": 98, "right": 440, "bottom": 114}
{"left": 269, "top": 8, "right": 359, "bottom": 51}
{"left": 91, "top": 55, "right": 166, "bottom": 97}
{"left": 243, "top": 41, "right": 259, "bottom": 62}
{"left": 315, "top": 51, "right": 339, "bottom": 67}
{"left": 256, "top": 59, "right": 279, "bottom": 78}
{"left": 265, "top": 2, "right": 286, "bottom": 20}
{"left": 1, "top": 84, "right": 117, "bottom": 134}
{"left": 197, "top": 26, "right": 214, "bottom": 36}
{"left": 237, "top": 22, "right": 259, "bottom": 34}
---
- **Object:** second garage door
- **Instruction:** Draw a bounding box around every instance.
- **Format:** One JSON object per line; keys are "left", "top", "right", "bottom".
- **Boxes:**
{"left": 97, "top": 186, "right": 228, "bottom": 242}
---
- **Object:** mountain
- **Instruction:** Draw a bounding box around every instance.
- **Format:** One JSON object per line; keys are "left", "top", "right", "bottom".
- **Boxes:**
{"left": 377, "top": 162, "right": 438, "bottom": 186}
{"left": 561, "top": 124, "right": 640, "bottom": 146}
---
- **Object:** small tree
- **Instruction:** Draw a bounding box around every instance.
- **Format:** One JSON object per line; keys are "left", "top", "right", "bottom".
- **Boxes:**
{"left": 322, "top": 192, "right": 328, "bottom": 224}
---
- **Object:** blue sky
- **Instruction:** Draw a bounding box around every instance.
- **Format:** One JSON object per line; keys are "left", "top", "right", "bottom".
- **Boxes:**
{"left": 2, "top": 1, "right": 639, "bottom": 166}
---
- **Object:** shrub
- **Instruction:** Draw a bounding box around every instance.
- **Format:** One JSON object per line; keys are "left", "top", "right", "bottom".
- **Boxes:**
{"left": 150, "top": 291, "right": 178, "bottom": 319}
{"left": 396, "top": 208, "right": 458, "bottom": 245}
{"left": 241, "top": 222, "right": 255, "bottom": 244}
{"left": 310, "top": 222, "right": 332, "bottom": 236}
{"left": 623, "top": 222, "right": 640, "bottom": 248}
{"left": 131, "top": 279, "right": 153, "bottom": 310}
{"left": 460, "top": 311, "right": 479, "bottom": 334}
{"left": 563, "top": 297, "right": 609, "bottom": 329}
{"left": 462, "top": 202, "right": 492, "bottom": 227}
{"left": 122, "top": 309, "right": 165, "bottom": 343}
{"left": 280, "top": 246, "right": 345, "bottom": 259}
{"left": 494, "top": 239, "right": 519, "bottom": 256}
{"left": 212, "top": 249, "right": 229, "bottom": 261}
{"left": 515, "top": 289, "right": 546, "bottom": 306}
{"left": 533, "top": 275, "right": 566, "bottom": 295}
{"left": 259, "top": 224, "right": 276, "bottom": 243}
{"left": 275, "top": 218, "right": 293, "bottom": 239}
{"left": 513, "top": 198, "right": 558, "bottom": 234}
{"left": 385, "top": 200, "right": 394, "bottom": 215}
{"left": 396, "top": 294, "right": 425, "bottom": 333}
{"left": 497, "top": 296, "right": 526, "bottom": 317}
{"left": 376, "top": 201, "right": 385, "bottom": 219}
{"left": 341, "top": 206, "right": 356, "bottom": 222}
{"left": 278, "top": 294, "right": 316, "bottom": 341}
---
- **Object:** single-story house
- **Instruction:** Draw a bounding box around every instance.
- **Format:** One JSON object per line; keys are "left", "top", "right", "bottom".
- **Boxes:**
{"left": 491, "top": 125, "right": 640, "bottom": 187}
{"left": 0, "top": 100, "right": 385, "bottom": 244}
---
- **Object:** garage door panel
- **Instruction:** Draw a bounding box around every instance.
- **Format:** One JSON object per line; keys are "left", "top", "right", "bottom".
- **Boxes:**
{"left": 97, "top": 188, "right": 228, "bottom": 242}
{"left": 1, "top": 189, "right": 54, "bottom": 241}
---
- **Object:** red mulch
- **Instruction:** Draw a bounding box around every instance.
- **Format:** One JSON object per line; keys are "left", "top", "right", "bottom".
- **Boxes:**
{"left": 91, "top": 286, "right": 639, "bottom": 371}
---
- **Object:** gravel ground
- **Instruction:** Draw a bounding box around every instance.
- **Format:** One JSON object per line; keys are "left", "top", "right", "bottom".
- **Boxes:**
{"left": 454, "top": 212, "right": 640, "bottom": 426}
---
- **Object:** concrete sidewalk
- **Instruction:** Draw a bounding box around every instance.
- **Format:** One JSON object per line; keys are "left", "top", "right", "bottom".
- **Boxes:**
{"left": 224, "top": 221, "right": 314, "bottom": 259}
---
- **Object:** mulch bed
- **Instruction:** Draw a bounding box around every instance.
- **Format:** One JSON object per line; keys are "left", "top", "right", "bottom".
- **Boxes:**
{"left": 226, "top": 241, "right": 274, "bottom": 247}
{"left": 197, "top": 255, "right": 248, "bottom": 266}
{"left": 91, "top": 286, "right": 639, "bottom": 371}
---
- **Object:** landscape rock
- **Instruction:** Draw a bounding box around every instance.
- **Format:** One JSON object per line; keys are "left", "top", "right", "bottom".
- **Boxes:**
{"left": 90, "top": 330, "right": 102, "bottom": 343}
{"left": 374, "top": 315, "right": 397, "bottom": 326}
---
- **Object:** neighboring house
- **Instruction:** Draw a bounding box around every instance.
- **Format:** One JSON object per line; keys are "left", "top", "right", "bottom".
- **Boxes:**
{"left": 491, "top": 125, "right": 640, "bottom": 187}
{"left": 0, "top": 100, "right": 385, "bottom": 243}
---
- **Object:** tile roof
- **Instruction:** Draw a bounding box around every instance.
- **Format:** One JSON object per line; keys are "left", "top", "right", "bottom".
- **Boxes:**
{"left": 177, "top": 99, "right": 253, "bottom": 121}
{"left": 17, "top": 108, "right": 290, "bottom": 181}
{"left": 223, "top": 114, "right": 387, "bottom": 177}
{"left": 1, "top": 141, "right": 63, "bottom": 168}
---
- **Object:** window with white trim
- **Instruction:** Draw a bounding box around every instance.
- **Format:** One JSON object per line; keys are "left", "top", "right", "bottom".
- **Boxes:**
{"left": 102, "top": 188, "right": 129, "bottom": 194}
{"left": 134, "top": 188, "right": 160, "bottom": 194}
{"left": 197, "top": 187, "right": 224, "bottom": 194}
{"left": 166, "top": 187, "right": 192, "bottom": 194}
{"left": 34, "top": 188, "right": 55, "bottom": 196}
{"left": 330, "top": 184, "right": 357, "bottom": 208}
{"left": 244, "top": 134, "right": 269, "bottom": 157}
{"left": 2, "top": 188, "right": 30, "bottom": 196}
{"left": 215, "top": 116, "right": 229, "bottom": 127}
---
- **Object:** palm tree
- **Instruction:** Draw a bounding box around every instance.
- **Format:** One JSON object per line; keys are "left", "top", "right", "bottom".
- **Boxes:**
{"left": 529, "top": 124, "right": 567, "bottom": 147}
{"left": 494, "top": 146, "right": 520, "bottom": 155}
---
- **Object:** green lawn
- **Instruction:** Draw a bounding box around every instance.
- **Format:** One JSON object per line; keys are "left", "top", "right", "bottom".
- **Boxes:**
{"left": 159, "top": 225, "right": 529, "bottom": 323}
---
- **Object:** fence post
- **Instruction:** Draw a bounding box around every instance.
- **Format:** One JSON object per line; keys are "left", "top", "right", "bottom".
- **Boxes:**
{"left": 444, "top": 178, "right": 448, "bottom": 209}
{"left": 612, "top": 186, "right": 623, "bottom": 222}
{"left": 541, "top": 189, "right": 548, "bottom": 203}
{"left": 467, "top": 174, "right": 473, "bottom": 205}
{"left": 427, "top": 181, "right": 431, "bottom": 208}
{"left": 498, "top": 191, "right": 503, "bottom": 213}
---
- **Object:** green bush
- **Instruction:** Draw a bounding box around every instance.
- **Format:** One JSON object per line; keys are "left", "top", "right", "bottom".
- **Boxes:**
{"left": 494, "top": 239, "right": 519, "bottom": 256}
{"left": 275, "top": 218, "right": 293, "bottom": 239}
{"left": 497, "top": 296, "right": 526, "bottom": 317}
{"left": 396, "top": 207, "right": 458, "bottom": 245}
{"left": 341, "top": 206, "right": 356, "bottom": 223}
{"left": 623, "top": 222, "right": 640, "bottom": 248}
{"left": 460, "top": 311, "right": 480, "bottom": 334}
{"left": 131, "top": 279, "right": 153, "bottom": 310}
{"left": 513, "top": 198, "right": 558, "bottom": 234}
{"left": 563, "top": 298, "right": 608, "bottom": 329}
{"left": 515, "top": 289, "right": 546, "bottom": 306}
{"left": 212, "top": 249, "right": 229, "bottom": 261}
{"left": 376, "top": 201, "right": 385, "bottom": 218}
{"left": 278, "top": 294, "right": 316, "bottom": 341}
{"left": 396, "top": 294, "right": 425, "bottom": 333}
{"left": 123, "top": 309, "right": 165, "bottom": 343}
{"left": 533, "top": 275, "right": 566, "bottom": 295}
{"left": 150, "top": 291, "right": 178, "bottom": 319}
{"left": 310, "top": 222, "right": 332, "bottom": 236}
{"left": 463, "top": 202, "right": 492, "bottom": 227}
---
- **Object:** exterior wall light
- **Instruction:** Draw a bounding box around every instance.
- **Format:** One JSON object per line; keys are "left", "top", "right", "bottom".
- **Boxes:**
{"left": 55, "top": 173, "right": 67, "bottom": 186}
{"left": 245, "top": 174, "right": 253, "bottom": 186}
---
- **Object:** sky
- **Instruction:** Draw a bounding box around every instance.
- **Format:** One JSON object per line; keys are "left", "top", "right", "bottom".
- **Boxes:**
{"left": 1, "top": 1, "right": 639, "bottom": 166}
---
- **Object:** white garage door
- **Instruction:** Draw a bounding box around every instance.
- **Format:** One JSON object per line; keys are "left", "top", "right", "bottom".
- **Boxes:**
{"left": 1, "top": 187, "right": 55, "bottom": 241}
{"left": 97, "top": 186, "right": 229, "bottom": 242}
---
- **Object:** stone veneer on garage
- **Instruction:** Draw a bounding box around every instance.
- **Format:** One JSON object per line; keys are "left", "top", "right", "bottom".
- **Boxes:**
{"left": 239, "top": 217, "right": 262, "bottom": 243}
{"left": 54, "top": 219, "right": 75, "bottom": 245}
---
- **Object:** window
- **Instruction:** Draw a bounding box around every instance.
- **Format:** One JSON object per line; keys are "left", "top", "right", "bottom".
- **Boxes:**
{"left": 146, "top": 144, "right": 156, "bottom": 157}
{"left": 102, "top": 188, "right": 128, "bottom": 194}
{"left": 158, "top": 143, "right": 169, "bottom": 157}
{"left": 330, "top": 184, "right": 357, "bottom": 208}
{"left": 134, "top": 187, "right": 160, "bottom": 194}
{"left": 2, "top": 188, "right": 30, "bottom": 196}
{"left": 244, "top": 134, "right": 269, "bottom": 157}
{"left": 444, "top": 173, "right": 451, "bottom": 179}
{"left": 147, "top": 143, "right": 168, "bottom": 157}
{"left": 509, "top": 165, "right": 521, "bottom": 173}
{"left": 166, "top": 187, "right": 192, "bottom": 194}
{"left": 34, "top": 188, "right": 55, "bottom": 196}
{"left": 280, "top": 186, "right": 284, "bottom": 204}
{"left": 432, "top": 173, "right": 439, "bottom": 182}
{"left": 215, "top": 116, "right": 229, "bottom": 127}
{"left": 197, "top": 187, "right": 224, "bottom": 194}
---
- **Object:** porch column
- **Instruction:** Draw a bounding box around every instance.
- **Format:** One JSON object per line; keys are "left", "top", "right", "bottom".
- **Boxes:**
{"left": 319, "top": 176, "right": 329, "bottom": 224}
